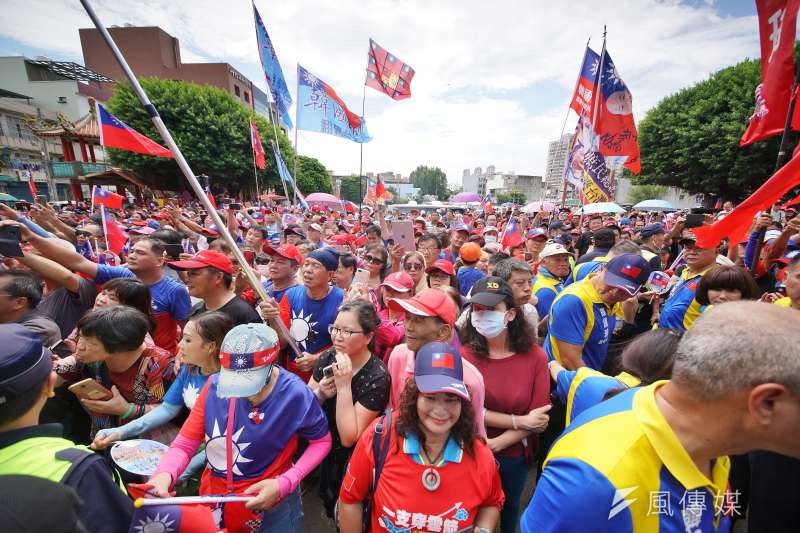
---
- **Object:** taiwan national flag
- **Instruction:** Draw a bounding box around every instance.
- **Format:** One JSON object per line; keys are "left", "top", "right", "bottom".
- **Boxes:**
{"left": 431, "top": 352, "right": 455, "bottom": 369}
{"left": 127, "top": 501, "right": 217, "bottom": 533}
{"left": 366, "top": 38, "right": 415, "bottom": 100}
{"left": 250, "top": 120, "right": 267, "bottom": 169}
{"left": 500, "top": 218, "right": 523, "bottom": 249}
{"left": 24, "top": 170, "right": 37, "bottom": 198}
{"left": 297, "top": 64, "right": 371, "bottom": 143}
{"left": 92, "top": 185, "right": 124, "bottom": 210}
{"left": 481, "top": 194, "right": 494, "bottom": 215}
{"left": 100, "top": 206, "right": 128, "bottom": 255}
{"left": 375, "top": 176, "right": 392, "bottom": 203}
{"left": 205, "top": 186, "right": 218, "bottom": 209}
{"left": 593, "top": 49, "right": 641, "bottom": 173}
{"left": 96, "top": 103, "right": 174, "bottom": 158}
{"left": 569, "top": 46, "right": 601, "bottom": 117}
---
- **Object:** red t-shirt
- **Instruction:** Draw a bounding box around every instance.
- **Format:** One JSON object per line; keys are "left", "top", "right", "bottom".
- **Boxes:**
{"left": 340, "top": 418, "right": 504, "bottom": 532}
{"left": 461, "top": 345, "right": 550, "bottom": 458}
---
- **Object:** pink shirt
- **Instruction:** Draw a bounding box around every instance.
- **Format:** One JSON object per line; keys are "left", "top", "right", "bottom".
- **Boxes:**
{"left": 386, "top": 343, "right": 487, "bottom": 437}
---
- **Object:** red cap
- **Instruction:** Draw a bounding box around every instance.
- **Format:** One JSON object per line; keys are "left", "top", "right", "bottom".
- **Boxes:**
{"left": 426, "top": 259, "right": 455, "bottom": 276}
{"left": 168, "top": 250, "right": 233, "bottom": 274}
{"left": 328, "top": 234, "right": 355, "bottom": 245}
{"left": 264, "top": 243, "right": 303, "bottom": 264}
{"left": 380, "top": 271, "right": 415, "bottom": 293}
{"left": 388, "top": 288, "right": 456, "bottom": 326}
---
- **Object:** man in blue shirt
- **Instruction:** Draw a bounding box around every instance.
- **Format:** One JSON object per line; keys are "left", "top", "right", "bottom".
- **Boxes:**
{"left": 533, "top": 242, "right": 572, "bottom": 321}
{"left": 456, "top": 242, "right": 486, "bottom": 296}
{"left": 659, "top": 231, "right": 717, "bottom": 332}
{"left": 522, "top": 302, "right": 800, "bottom": 532}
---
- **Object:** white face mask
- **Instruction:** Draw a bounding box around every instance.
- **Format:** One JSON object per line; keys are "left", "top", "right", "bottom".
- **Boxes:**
{"left": 484, "top": 235, "right": 497, "bottom": 244}
{"left": 256, "top": 265, "right": 270, "bottom": 277}
{"left": 471, "top": 310, "right": 506, "bottom": 338}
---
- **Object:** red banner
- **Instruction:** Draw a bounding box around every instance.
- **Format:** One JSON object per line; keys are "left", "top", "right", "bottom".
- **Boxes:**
{"left": 740, "top": 0, "right": 800, "bottom": 146}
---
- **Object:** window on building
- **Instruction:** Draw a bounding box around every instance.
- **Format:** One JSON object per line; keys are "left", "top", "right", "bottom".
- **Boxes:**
{"left": 244, "top": 91, "right": 250, "bottom": 103}
{"left": 234, "top": 85, "right": 241, "bottom": 97}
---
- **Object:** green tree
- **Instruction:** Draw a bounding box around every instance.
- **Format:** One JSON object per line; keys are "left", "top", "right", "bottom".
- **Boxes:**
{"left": 496, "top": 190, "right": 527, "bottom": 205}
{"left": 627, "top": 184, "right": 668, "bottom": 205}
{"left": 106, "top": 78, "right": 328, "bottom": 198}
{"left": 339, "top": 175, "right": 365, "bottom": 203}
{"left": 296, "top": 156, "right": 332, "bottom": 195}
{"left": 410, "top": 165, "right": 448, "bottom": 200}
{"left": 635, "top": 54, "right": 799, "bottom": 199}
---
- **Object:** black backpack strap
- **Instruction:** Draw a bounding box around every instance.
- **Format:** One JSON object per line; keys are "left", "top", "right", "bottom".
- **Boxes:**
{"left": 56, "top": 448, "right": 101, "bottom": 486}
{"left": 371, "top": 408, "right": 392, "bottom": 492}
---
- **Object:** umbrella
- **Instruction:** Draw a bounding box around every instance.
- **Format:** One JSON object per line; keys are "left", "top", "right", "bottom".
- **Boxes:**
{"left": 305, "top": 193, "right": 341, "bottom": 205}
{"left": 0, "top": 193, "right": 18, "bottom": 202}
{"left": 521, "top": 201, "right": 555, "bottom": 213}
{"left": 451, "top": 192, "right": 481, "bottom": 203}
{"left": 342, "top": 201, "right": 357, "bottom": 213}
{"left": 576, "top": 202, "right": 626, "bottom": 215}
{"left": 633, "top": 199, "right": 676, "bottom": 212}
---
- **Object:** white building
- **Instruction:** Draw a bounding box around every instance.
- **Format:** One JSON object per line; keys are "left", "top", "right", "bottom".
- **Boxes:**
{"left": 462, "top": 165, "right": 494, "bottom": 196}
{"left": 486, "top": 171, "right": 545, "bottom": 203}
{"left": 544, "top": 133, "right": 574, "bottom": 201}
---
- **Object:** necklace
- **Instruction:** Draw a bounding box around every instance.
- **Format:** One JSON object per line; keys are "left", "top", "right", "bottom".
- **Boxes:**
{"left": 421, "top": 443, "right": 445, "bottom": 492}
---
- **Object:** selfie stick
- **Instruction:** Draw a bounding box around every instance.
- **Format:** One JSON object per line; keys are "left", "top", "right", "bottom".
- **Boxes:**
{"left": 134, "top": 495, "right": 252, "bottom": 508}
{"left": 80, "top": 0, "right": 300, "bottom": 355}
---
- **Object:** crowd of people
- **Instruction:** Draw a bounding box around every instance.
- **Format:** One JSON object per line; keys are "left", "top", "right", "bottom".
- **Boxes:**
{"left": 0, "top": 194, "right": 799, "bottom": 532}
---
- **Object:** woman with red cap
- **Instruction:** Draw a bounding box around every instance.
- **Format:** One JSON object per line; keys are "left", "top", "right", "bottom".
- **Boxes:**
{"left": 338, "top": 341, "right": 503, "bottom": 533}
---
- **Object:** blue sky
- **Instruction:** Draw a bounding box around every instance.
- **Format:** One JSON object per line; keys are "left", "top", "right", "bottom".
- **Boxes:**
{"left": 0, "top": 0, "right": 768, "bottom": 185}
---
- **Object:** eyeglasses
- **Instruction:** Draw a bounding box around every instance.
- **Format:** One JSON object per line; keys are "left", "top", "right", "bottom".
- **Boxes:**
{"left": 365, "top": 255, "right": 384, "bottom": 265}
{"left": 328, "top": 325, "right": 365, "bottom": 338}
{"left": 404, "top": 262, "right": 424, "bottom": 271}
{"left": 418, "top": 246, "right": 439, "bottom": 252}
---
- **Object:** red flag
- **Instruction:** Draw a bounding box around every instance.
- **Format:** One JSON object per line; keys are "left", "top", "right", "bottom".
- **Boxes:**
{"left": 594, "top": 49, "right": 641, "bottom": 173}
{"left": 740, "top": 0, "right": 800, "bottom": 146}
{"left": 781, "top": 192, "right": 800, "bottom": 208}
{"left": 100, "top": 206, "right": 128, "bottom": 255}
{"left": 96, "top": 103, "right": 174, "bottom": 158}
{"left": 366, "top": 39, "right": 415, "bottom": 100}
{"left": 693, "top": 151, "right": 800, "bottom": 248}
{"left": 206, "top": 186, "right": 218, "bottom": 209}
{"left": 500, "top": 218, "right": 523, "bottom": 249}
{"left": 250, "top": 120, "right": 267, "bottom": 169}
{"left": 25, "top": 171, "right": 37, "bottom": 198}
{"left": 92, "top": 186, "right": 124, "bottom": 210}
{"left": 375, "top": 177, "right": 393, "bottom": 203}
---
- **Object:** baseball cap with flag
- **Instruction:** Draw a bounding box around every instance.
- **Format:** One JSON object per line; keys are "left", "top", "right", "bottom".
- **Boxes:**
{"left": 414, "top": 341, "right": 470, "bottom": 400}
{"left": 217, "top": 323, "right": 280, "bottom": 398}
{"left": 604, "top": 253, "right": 652, "bottom": 296}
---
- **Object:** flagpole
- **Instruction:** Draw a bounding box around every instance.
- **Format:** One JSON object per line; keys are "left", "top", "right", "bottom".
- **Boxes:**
{"left": 359, "top": 84, "right": 366, "bottom": 217}
{"left": 293, "top": 72, "right": 299, "bottom": 206}
{"left": 250, "top": 123, "right": 261, "bottom": 203}
{"left": 590, "top": 26, "right": 607, "bottom": 142}
{"left": 266, "top": 103, "right": 293, "bottom": 206}
{"left": 77, "top": 0, "right": 290, "bottom": 338}
{"left": 751, "top": 62, "right": 800, "bottom": 272}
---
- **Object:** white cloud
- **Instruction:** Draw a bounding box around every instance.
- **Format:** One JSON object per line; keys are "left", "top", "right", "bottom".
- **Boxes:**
{"left": 1, "top": 0, "right": 760, "bottom": 191}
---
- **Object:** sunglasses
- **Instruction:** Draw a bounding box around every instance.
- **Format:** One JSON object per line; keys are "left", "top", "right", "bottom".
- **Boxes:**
{"left": 404, "top": 262, "right": 424, "bottom": 271}
{"left": 365, "top": 255, "right": 384, "bottom": 265}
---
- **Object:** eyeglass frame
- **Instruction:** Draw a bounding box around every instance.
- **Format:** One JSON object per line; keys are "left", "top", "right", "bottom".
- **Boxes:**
{"left": 328, "top": 324, "right": 366, "bottom": 338}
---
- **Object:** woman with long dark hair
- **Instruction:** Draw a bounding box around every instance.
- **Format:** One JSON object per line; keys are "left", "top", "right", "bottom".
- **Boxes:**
{"left": 308, "top": 300, "right": 391, "bottom": 518}
{"left": 338, "top": 342, "right": 503, "bottom": 533}
{"left": 460, "top": 276, "right": 550, "bottom": 533}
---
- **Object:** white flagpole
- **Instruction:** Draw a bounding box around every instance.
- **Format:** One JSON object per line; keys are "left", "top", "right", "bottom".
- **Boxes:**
{"left": 78, "top": 0, "right": 300, "bottom": 355}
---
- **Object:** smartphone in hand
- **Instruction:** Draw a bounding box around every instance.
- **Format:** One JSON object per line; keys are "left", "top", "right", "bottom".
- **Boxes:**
{"left": 68, "top": 378, "right": 113, "bottom": 401}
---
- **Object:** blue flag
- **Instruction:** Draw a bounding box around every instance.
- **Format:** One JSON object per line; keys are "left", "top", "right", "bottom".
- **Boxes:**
{"left": 297, "top": 64, "right": 371, "bottom": 143}
{"left": 271, "top": 143, "right": 308, "bottom": 208}
{"left": 253, "top": 2, "right": 293, "bottom": 129}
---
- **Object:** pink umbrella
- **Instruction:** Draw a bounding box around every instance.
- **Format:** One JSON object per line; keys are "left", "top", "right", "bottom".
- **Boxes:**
{"left": 451, "top": 192, "right": 481, "bottom": 203}
{"left": 305, "top": 193, "right": 341, "bottom": 205}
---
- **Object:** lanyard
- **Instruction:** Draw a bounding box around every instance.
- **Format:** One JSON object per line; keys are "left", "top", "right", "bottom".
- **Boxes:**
{"left": 225, "top": 398, "right": 236, "bottom": 493}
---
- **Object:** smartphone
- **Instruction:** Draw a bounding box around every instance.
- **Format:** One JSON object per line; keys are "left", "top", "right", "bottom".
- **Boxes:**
{"left": 322, "top": 364, "right": 337, "bottom": 379}
{"left": 392, "top": 220, "right": 415, "bottom": 252}
{"left": 242, "top": 248, "right": 255, "bottom": 265}
{"left": 68, "top": 378, "right": 113, "bottom": 401}
{"left": 354, "top": 268, "right": 370, "bottom": 287}
{"left": 685, "top": 214, "right": 705, "bottom": 229}
{"left": 229, "top": 203, "right": 242, "bottom": 211}
{"left": 13, "top": 201, "right": 29, "bottom": 211}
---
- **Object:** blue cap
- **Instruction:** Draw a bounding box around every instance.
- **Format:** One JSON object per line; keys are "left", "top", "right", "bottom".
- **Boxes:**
{"left": 285, "top": 225, "right": 306, "bottom": 238}
{"left": 452, "top": 223, "right": 470, "bottom": 234}
{"left": 308, "top": 247, "right": 340, "bottom": 271}
{"left": 414, "top": 342, "right": 470, "bottom": 400}
{"left": 527, "top": 228, "right": 548, "bottom": 239}
{"left": 604, "top": 253, "right": 652, "bottom": 295}
{"left": 0, "top": 325, "right": 52, "bottom": 401}
{"left": 640, "top": 223, "right": 665, "bottom": 238}
{"left": 147, "top": 220, "right": 161, "bottom": 230}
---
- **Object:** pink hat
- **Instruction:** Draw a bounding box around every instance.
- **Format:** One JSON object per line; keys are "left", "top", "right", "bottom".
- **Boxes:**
{"left": 380, "top": 271, "right": 415, "bottom": 293}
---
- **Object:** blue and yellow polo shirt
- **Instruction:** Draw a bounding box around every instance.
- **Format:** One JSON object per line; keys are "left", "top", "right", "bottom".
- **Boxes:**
{"left": 544, "top": 275, "right": 619, "bottom": 370}
{"left": 520, "top": 383, "right": 733, "bottom": 533}
{"left": 554, "top": 367, "right": 640, "bottom": 425}
{"left": 564, "top": 256, "right": 610, "bottom": 287}
{"left": 658, "top": 268, "right": 711, "bottom": 332}
{"left": 533, "top": 266, "right": 565, "bottom": 319}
